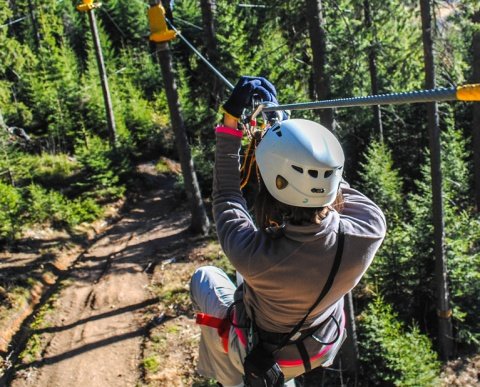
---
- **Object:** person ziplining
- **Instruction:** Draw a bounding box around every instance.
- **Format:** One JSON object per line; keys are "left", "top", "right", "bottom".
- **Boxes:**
{"left": 190, "top": 77, "right": 387, "bottom": 387}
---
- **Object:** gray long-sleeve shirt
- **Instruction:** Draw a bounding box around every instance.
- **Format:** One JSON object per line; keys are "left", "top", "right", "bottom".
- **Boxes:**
{"left": 213, "top": 128, "right": 386, "bottom": 334}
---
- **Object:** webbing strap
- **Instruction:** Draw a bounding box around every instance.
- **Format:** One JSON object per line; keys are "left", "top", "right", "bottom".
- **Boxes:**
{"left": 196, "top": 313, "right": 231, "bottom": 353}
{"left": 296, "top": 341, "right": 312, "bottom": 372}
{"left": 274, "top": 221, "right": 345, "bottom": 352}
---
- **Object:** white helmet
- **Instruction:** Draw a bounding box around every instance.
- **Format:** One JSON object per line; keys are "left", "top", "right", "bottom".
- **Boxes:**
{"left": 255, "top": 119, "right": 344, "bottom": 208}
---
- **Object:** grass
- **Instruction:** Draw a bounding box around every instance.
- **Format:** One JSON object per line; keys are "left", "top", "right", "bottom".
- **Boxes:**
{"left": 142, "top": 356, "right": 160, "bottom": 373}
{"left": 155, "top": 159, "right": 171, "bottom": 174}
{"left": 18, "top": 292, "right": 58, "bottom": 364}
{"left": 140, "top": 238, "right": 237, "bottom": 386}
{"left": 12, "top": 153, "right": 80, "bottom": 184}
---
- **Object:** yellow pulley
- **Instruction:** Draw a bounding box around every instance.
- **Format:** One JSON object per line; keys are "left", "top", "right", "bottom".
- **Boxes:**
{"left": 148, "top": 3, "right": 176, "bottom": 43}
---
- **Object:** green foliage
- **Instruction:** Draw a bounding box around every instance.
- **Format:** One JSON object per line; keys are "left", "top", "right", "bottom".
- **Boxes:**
{"left": 0, "top": 182, "right": 23, "bottom": 240}
{"left": 440, "top": 121, "right": 480, "bottom": 346}
{"left": 10, "top": 152, "right": 80, "bottom": 187}
{"left": 114, "top": 72, "right": 171, "bottom": 157}
{"left": 358, "top": 141, "right": 419, "bottom": 318}
{"left": 359, "top": 141, "right": 404, "bottom": 220}
{"left": 142, "top": 355, "right": 160, "bottom": 373}
{"left": 191, "top": 143, "right": 214, "bottom": 197}
{"left": 74, "top": 136, "right": 129, "bottom": 201}
{"left": 25, "top": 183, "right": 101, "bottom": 230}
{"left": 100, "top": 0, "right": 149, "bottom": 48}
{"left": 358, "top": 297, "right": 441, "bottom": 386}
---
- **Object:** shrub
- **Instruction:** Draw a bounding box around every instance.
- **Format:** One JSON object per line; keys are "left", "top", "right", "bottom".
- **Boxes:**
{"left": 74, "top": 136, "right": 127, "bottom": 202}
{"left": 25, "top": 184, "right": 101, "bottom": 230}
{"left": 191, "top": 143, "right": 214, "bottom": 196}
{"left": 358, "top": 297, "right": 441, "bottom": 386}
{"left": 12, "top": 152, "right": 80, "bottom": 188}
{"left": 0, "top": 182, "right": 23, "bottom": 240}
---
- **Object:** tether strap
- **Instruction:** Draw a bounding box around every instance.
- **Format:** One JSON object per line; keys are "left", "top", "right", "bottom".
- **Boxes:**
{"left": 274, "top": 221, "right": 345, "bottom": 352}
{"left": 296, "top": 341, "right": 312, "bottom": 372}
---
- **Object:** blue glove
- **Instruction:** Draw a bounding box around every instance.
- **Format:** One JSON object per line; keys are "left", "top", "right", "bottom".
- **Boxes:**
{"left": 222, "top": 76, "right": 279, "bottom": 119}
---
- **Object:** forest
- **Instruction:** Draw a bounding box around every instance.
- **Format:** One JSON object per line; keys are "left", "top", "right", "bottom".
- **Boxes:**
{"left": 0, "top": 0, "right": 479, "bottom": 386}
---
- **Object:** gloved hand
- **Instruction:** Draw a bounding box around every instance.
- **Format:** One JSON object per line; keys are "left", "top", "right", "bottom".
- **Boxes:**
{"left": 222, "top": 76, "right": 279, "bottom": 119}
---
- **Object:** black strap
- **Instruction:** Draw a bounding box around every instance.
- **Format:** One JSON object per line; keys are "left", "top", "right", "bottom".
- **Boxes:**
{"left": 296, "top": 341, "right": 312, "bottom": 372}
{"left": 274, "top": 221, "right": 345, "bottom": 352}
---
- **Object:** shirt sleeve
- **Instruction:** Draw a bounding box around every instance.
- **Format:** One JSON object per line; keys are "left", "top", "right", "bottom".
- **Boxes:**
{"left": 212, "top": 127, "right": 261, "bottom": 270}
{"left": 340, "top": 185, "right": 387, "bottom": 239}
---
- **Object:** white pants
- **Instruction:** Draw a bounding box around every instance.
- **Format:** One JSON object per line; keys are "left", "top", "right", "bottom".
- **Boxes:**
{"left": 190, "top": 266, "right": 245, "bottom": 387}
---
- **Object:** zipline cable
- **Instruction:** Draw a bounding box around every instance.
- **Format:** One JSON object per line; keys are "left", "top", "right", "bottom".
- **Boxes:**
{"left": 260, "top": 84, "right": 480, "bottom": 113}
{"left": 175, "top": 17, "right": 203, "bottom": 31}
{"left": 165, "top": 18, "right": 234, "bottom": 90}
{"left": 0, "top": 16, "right": 27, "bottom": 28}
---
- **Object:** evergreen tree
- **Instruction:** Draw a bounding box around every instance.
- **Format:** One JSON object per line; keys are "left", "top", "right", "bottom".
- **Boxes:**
{"left": 358, "top": 142, "right": 418, "bottom": 318}
{"left": 358, "top": 296, "right": 441, "bottom": 386}
{"left": 100, "top": 0, "right": 148, "bottom": 49}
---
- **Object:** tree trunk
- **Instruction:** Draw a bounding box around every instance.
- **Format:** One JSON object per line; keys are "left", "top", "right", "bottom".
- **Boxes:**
{"left": 27, "top": 0, "right": 41, "bottom": 49}
{"left": 87, "top": 9, "right": 117, "bottom": 146}
{"left": 305, "top": 0, "right": 334, "bottom": 131}
{"left": 363, "top": 0, "right": 383, "bottom": 142}
{"left": 419, "top": 0, "right": 453, "bottom": 361}
{"left": 199, "top": 0, "right": 223, "bottom": 109}
{"left": 155, "top": 42, "right": 210, "bottom": 235}
{"left": 472, "top": 10, "right": 480, "bottom": 212}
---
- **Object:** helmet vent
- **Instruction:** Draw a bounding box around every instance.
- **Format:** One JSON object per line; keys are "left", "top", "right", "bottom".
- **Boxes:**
{"left": 308, "top": 170, "right": 318, "bottom": 178}
{"left": 311, "top": 188, "right": 325, "bottom": 193}
{"left": 324, "top": 170, "right": 333, "bottom": 178}
{"left": 271, "top": 123, "right": 282, "bottom": 137}
{"left": 291, "top": 165, "right": 303, "bottom": 174}
{"left": 276, "top": 175, "right": 289, "bottom": 190}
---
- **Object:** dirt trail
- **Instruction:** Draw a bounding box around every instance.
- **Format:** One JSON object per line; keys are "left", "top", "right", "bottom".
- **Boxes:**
{"left": 9, "top": 169, "right": 192, "bottom": 387}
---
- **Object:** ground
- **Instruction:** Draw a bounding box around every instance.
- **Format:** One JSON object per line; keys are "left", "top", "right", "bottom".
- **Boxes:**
{"left": 0, "top": 163, "right": 478, "bottom": 386}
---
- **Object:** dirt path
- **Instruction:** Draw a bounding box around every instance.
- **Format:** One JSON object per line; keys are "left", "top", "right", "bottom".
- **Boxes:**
{"left": 9, "top": 170, "right": 193, "bottom": 387}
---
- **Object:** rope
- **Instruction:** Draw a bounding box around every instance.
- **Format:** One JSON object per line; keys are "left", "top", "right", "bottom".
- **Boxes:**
{"left": 240, "top": 138, "right": 257, "bottom": 189}
{"left": 165, "top": 18, "right": 234, "bottom": 91}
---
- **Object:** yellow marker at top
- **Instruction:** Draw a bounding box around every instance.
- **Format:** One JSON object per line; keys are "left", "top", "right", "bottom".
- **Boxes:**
{"left": 148, "top": 3, "right": 176, "bottom": 43}
{"left": 456, "top": 84, "right": 480, "bottom": 101}
{"left": 77, "top": 0, "right": 99, "bottom": 12}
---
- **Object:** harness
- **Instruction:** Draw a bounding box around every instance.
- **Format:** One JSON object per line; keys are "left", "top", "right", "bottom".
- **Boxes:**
{"left": 196, "top": 221, "right": 345, "bottom": 373}
{"left": 252, "top": 221, "right": 345, "bottom": 372}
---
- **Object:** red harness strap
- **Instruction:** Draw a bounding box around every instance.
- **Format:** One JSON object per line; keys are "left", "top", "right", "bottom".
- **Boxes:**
{"left": 196, "top": 313, "right": 231, "bottom": 353}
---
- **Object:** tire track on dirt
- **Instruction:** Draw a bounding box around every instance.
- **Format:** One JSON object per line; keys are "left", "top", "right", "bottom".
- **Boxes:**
{"left": 8, "top": 172, "right": 191, "bottom": 387}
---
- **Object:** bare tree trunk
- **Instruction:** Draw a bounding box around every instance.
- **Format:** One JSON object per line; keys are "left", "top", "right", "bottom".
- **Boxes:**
{"left": 472, "top": 10, "right": 480, "bottom": 212}
{"left": 199, "top": 0, "right": 223, "bottom": 109}
{"left": 419, "top": 0, "right": 453, "bottom": 361}
{"left": 363, "top": 0, "right": 383, "bottom": 142}
{"left": 27, "top": 0, "right": 41, "bottom": 49}
{"left": 87, "top": 9, "right": 117, "bottom": 146}
{"left": 155, "top": 43, "right": 210, "bottom": 235}
{"left": 305, "top": 0, "right": 334, "bottom": 131}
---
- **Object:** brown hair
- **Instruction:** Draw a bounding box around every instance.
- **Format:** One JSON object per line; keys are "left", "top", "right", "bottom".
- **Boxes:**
{"left": 254, "top": 177, "right": 344, "bottom": 231}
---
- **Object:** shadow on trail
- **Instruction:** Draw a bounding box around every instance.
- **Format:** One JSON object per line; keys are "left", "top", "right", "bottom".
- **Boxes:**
{"left": 32, "top": 298, "right": 159, "bottom": 336}
{"left": 15, "top": 327, "right": 148, "bottom": 371}
{"left": 65, "top": 227, "right": 195, "bottom": 285}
